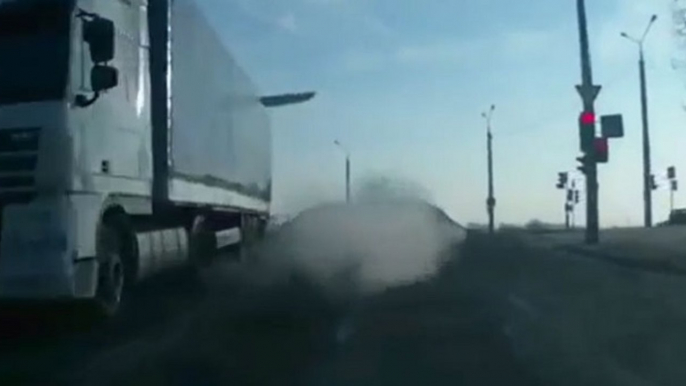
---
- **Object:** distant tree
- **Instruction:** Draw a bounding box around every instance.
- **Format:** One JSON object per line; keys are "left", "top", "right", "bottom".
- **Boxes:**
{"left": 673, "top": 0, "right": 686, "bottom": 107}
{"left": 675, "top": 1, "right": 686, "bottom": 45}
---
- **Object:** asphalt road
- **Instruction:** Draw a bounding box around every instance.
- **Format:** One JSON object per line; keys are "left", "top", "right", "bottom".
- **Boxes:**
{"left": 2, "top": 229, "right": 685, "bottom": 386}
{"left": 531, "top": 226, "right": 686, "bottom": 271}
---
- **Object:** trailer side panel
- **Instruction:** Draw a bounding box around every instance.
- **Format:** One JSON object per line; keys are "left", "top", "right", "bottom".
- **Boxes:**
{"left": 158, "top": 0, "right": 272, "bottom": 212}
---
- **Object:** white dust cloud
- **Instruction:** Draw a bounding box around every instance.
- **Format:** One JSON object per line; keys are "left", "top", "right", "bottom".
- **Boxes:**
{"left": 253, "top": 177, "right": 466, "bottom": 297}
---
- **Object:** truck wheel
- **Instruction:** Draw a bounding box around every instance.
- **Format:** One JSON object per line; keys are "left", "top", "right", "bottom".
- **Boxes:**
{"left": 94, "top": 224, "right": 126, "bottom": 318}
{"left": 239, "top": 216, "right": 263, "bottom": 265}
{"left": 190, "top": 215, "right": 216, "bottom": 268}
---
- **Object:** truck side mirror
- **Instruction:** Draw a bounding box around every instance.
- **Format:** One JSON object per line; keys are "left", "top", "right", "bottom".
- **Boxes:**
{"left": 91, "top": 65, "right": 119, "bottom": 92}
{"left": 75, "top": 65, "right": 119, "bottom": 107}
{"left": 83, "top": 17, "right": 115, "bottom": 63}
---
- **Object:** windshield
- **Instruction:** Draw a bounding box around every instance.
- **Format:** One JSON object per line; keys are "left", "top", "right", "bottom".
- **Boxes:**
{"left": 0, "top": 0, "right": 72, "bottom": 106}
{"left": 6, "top": 1, "right": 686, "bottom": 386}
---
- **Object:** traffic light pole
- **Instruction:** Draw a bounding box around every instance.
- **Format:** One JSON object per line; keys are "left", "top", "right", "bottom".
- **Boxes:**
{"left": 577, "top": 0, "right": 600, "bottom": 244}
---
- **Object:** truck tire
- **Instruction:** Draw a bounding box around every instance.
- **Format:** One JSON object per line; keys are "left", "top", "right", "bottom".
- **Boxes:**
{"left": 190, "top": 215, "right": 216, "bottom": 268}
{"left": 93, "top": 222, "right": 126, "bottom": 318}
{"left": 239, "top": 216, "right": 265, "bottom": 265}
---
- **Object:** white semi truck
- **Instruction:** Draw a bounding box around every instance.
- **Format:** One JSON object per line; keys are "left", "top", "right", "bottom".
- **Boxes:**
{"left": 0, "top": 0, "right": 312, "bottom": 316}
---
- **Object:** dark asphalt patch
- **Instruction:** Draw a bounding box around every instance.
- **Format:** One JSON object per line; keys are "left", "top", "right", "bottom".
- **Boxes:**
{"left": 309, "top": 236, "right": 541, "bottom": 386}
{"left": 0, "top": 232, "right": 540, "bottom": 386}
{"left": 555, "top": 245, "right": 686, "bottom": 276}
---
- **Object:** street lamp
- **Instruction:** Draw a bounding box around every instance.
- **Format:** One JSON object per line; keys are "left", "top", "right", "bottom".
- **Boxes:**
{"left": 334, "top": 140, "right": 351, "bottom": 203}
{"left": 259, "top": 92, "right": 316, "bottom": 108}
{"left": 621, "top": 14, "right": 658, "bottom": 227}
{"left": 481, "top": 104, "right": 496, "bottom": 234}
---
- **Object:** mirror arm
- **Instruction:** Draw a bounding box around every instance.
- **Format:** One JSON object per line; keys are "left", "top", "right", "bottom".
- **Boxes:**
{"left": 74, "top": 92, "right": 100, "bottom": 108}
{"left": 76, "top": 8, "right": 98, "bottom": 21}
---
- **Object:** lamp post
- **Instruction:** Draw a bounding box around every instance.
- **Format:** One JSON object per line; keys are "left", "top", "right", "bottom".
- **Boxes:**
{"left": 334, "top": 140, "right": 351, "bottom": 203}
{"left": 481, "top": 104, "right": 496, "bottom": 234}
{"left": 621, "top": 14, "right": 658, "bottom": 227}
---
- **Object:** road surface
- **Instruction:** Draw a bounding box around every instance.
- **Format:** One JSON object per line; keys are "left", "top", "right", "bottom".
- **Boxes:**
{"left": 527, "top": 226, "right": 686, "bottom": 274}
{"left": 2, "top": 229, "right": 686, "bottom": 385}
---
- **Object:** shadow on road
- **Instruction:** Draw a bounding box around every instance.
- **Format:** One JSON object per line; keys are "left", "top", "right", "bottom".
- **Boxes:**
{"left": 0, "top": 230, "right": 545, "bottom": 386}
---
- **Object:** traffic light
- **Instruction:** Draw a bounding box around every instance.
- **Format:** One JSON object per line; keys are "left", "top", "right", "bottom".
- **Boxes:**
{"left": 566, "top": 189, "right": 574, "bottom": 202}
{"left": 668, "top": 166, "right": 677, "bottom": 180}
{"left": 557, "top": 172, "right": 568, "bottom": 189}
{"left": 577, "top": 155, "right": 589, "bottom": 175}
{"left": 593, "top": 138, "right": 608, "bottom": 163}
{"left": 650, "top": 174, "right": 658, "bottom": 191}
{"left": 579, "top": 111, "right": 596, "bottom": 152}
{"left": 672, "top": 180, "right": 679, "bottom": 192}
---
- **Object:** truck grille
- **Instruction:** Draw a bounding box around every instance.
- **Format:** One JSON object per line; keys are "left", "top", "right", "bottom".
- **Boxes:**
{"left": 0, "top": 128, "right": 40, "bottom": 205}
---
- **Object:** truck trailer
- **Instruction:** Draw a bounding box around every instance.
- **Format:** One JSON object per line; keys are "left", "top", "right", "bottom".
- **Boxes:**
{"left": 0, "top": 0, "right": 306, "bottom": 316}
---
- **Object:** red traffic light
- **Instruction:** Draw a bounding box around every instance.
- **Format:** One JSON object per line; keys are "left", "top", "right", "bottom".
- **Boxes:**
{"left": 594, "top": 138, "right": 608, "bottom": 163}
{"left": 580, "top": 111, "right": 596, "bottom": 125}
{"left": 579, "top": 112, "right": 596, "bottom": 152}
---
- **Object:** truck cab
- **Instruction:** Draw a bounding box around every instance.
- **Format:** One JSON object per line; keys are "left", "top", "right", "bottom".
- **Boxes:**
{"left": 0, "top": 0, "right": 296, "bottom": 317}
{"left": 0, "top": 0, "right": 153, "bottom": 313}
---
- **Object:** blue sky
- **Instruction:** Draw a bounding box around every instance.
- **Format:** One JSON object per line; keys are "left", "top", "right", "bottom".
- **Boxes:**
{"left": 197, "top": 0, "right": 686, "bottom": 226}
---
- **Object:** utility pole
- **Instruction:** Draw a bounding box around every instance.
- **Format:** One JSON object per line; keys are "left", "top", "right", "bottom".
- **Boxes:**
{"left": 334, "top": 140, "right": 351, "bottom": 203}
{"left": 576, "top": 0, "right": 601, "bottom": 244}
{"left": 621, "top": 15, "right": 658, "bottom": 228}
{"left": 482, "top": 105, "right": 496, "bottom": 234}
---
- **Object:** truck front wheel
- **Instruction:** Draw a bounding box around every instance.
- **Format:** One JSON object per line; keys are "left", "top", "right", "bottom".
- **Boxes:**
{"left": 94, "top": 223, "right": 126, "bottom": 317}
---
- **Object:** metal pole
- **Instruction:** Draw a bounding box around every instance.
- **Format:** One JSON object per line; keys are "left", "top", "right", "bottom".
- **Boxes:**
{"left": 334, "top": 140, "right": 351, "bottom": 204}
{"left": 483, "top": 105, "right": 496, "bottom": 234}
{"left": 622, "top": 15, "right": 656, "bottom": 227}
{"left": 639, "top": 49, "right": 653, "bottom": 227}
{"left": 345, "top": 157, "right": 351, "bottom": 203}
{"left": 577, "top": 0, "right": 600, "bottom": 244}
{"left": 487, "top": 128, "right": 495, "bottom": 234}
